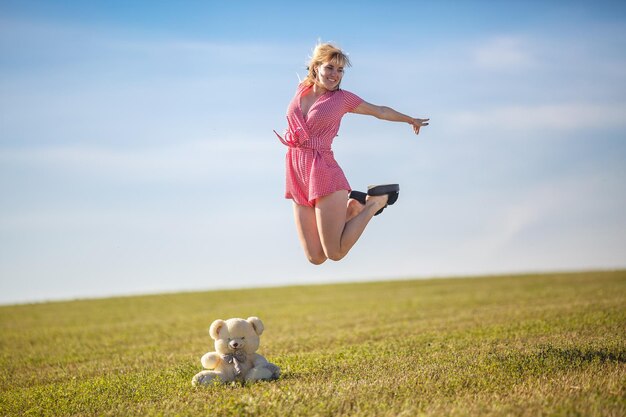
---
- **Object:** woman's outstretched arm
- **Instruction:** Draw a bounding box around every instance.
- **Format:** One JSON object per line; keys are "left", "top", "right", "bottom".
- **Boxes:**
{"left": 352, "top": 101, "right": 429, "bottom": 135}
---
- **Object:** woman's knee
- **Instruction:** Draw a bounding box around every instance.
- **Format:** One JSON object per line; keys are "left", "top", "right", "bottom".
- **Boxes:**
{"left": 326, "top": 249, "right": 346, "bottom": 262}
{"left": 308, "top": 253, "right": 327, "bottom": 265}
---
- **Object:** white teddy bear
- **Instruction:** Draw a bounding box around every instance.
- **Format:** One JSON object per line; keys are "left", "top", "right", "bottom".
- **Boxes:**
{"left": 191, "top": 316, "right": 280, "bottom": 386}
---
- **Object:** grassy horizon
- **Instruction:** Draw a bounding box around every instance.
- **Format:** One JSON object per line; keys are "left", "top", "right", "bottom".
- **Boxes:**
{"left": 1, "top": 270, "right": 625, "bottom": 416}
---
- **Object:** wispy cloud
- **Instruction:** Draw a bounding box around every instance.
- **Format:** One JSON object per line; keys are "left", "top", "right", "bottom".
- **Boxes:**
{"left": 472, "top": 36, "right": 536, "bottom": 71}
{"left": 443, "top": 102, "right": 626, "bottom": 136}
{"left": 0, "top": 139, "right": 281, "bottom": 184}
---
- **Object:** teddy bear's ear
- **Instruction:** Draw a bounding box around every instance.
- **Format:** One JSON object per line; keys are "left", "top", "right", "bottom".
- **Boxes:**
{"left": 209, "top": 319, "right": 226, "bottom": 340}
{"left": 247, "top": 316, "right": 264, "bottom": 335}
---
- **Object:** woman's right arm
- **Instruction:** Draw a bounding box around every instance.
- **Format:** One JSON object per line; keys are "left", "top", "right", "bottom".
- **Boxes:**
{"left": 352, "top": 101, "right": 429, "bottom": 135}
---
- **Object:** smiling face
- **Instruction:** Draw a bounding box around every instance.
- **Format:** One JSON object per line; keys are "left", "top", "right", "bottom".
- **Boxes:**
{"left": 315, "top": 61, "right": 344, "bottom": 91}
{"left": 304, "top": 43, "right": 351, "bottom": 90}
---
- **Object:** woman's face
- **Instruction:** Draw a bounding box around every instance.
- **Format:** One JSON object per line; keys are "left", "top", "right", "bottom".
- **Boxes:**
{"left": 316, "top": 61, "right": 344, "bottom": 91}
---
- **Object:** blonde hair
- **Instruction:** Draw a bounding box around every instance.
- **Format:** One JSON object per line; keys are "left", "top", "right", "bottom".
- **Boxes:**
{"left": 303, "top": 43, "right": 352, "bottom": 89}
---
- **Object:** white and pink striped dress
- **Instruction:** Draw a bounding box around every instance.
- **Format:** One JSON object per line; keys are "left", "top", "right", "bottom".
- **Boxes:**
{"left": 275, "top": 83, "right": 364, "bottom": 207}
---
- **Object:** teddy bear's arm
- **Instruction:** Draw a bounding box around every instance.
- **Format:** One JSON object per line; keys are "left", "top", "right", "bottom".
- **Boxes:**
{"left": 200, "top": 352, "right": 221, "bottom": 369}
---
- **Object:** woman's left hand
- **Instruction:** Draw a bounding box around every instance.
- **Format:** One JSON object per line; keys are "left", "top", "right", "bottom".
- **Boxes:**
{"left": 410, "top": 118, "right": 430, "bottom": 135}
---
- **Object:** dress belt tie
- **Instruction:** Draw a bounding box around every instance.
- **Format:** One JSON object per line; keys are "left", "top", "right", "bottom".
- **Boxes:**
{"left": 273, "top": 127, "right": 305, "bottom": 148}
{"left": 274, "top": 128, "right": 330, "bottom": 151}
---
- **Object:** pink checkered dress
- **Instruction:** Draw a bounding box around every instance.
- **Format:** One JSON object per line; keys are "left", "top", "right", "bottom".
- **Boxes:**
{"left": 275, "top": 83, "right": 364, "bottom": 207}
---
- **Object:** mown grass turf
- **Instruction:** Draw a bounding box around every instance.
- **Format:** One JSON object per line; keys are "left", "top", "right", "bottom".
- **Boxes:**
{"left": 1, "top": 271, "right": 624, "bottom": 416}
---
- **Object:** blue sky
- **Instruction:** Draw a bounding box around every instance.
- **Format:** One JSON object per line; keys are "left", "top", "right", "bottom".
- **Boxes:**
{"left": 1, "top": 1, "right": 625, "bottom": 304}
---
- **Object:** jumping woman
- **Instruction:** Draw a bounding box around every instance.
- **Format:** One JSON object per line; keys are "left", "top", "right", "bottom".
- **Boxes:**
{"left": 275, "top": 43, "right": 429, "bottom": 264}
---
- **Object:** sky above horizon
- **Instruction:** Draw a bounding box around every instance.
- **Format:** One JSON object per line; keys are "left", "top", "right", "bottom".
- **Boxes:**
{"left": 1, "top": 1, "right": 625, "bottom": 304}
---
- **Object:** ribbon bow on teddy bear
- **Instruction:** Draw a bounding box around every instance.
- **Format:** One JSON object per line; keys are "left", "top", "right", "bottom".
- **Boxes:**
{"left": 221, "top": 350, "right": 247, "bottom": 376}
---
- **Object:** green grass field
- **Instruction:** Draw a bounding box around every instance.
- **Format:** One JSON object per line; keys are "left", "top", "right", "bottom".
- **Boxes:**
{"left": 1, "top": 270, "right": 624, "bottom": 416}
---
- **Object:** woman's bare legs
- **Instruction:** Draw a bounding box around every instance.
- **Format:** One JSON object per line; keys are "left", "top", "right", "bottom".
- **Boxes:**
{"left": 316, "top": 190, "right": 387, "bottom": 261}
{"left": 346, "top": 197, "right": 366, "bottom": 222}
{"left": 292, "top": 190, "right": 388, "bottom": 264}
{"left": 293, "top": 203, "right": 327, "bottom": 264}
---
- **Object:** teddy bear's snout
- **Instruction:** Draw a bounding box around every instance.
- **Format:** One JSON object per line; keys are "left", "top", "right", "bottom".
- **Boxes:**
{"left": 229, "top": 339, "right": 245, "bottom": 349}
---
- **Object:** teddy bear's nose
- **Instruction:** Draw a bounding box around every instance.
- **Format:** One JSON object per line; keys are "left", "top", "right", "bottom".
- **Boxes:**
{"left": 229, "top": 340, "right": 242, "bottom": 349}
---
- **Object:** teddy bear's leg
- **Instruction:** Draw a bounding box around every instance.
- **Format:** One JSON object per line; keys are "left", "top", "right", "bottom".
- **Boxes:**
{"left": 191, "top": 370, "right": 223, "bottom": 386}
{"left": 245, "top": 367, "right": 272, "bottom": 382}
{"left": 265, "top": 363, "right": 281, "bottom": 380}
{"left": 245, "top": 363, "right": 280, "bottom": 382}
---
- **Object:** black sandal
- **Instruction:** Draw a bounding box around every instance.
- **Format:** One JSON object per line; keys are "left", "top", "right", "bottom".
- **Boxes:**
{"left": 367, "top": 184, "right": 400, "bottom": 216}
{"left": 348, "top": 190, "right": 367, "bottom": 205}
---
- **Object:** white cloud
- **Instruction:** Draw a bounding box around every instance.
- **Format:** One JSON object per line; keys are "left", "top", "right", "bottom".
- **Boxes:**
{"left": 443, "top": 102, "right": 626, "bottom": 136}
{"left": 472, "top": 36, "right": 536, "bottom": 71}
{"left": 0, "top": 138, "right": 282, "bottom": 184}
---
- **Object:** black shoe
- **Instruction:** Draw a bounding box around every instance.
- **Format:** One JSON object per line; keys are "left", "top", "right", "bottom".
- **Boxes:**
{"left": 367, "top": 184, "right": 400, "bottom": 216}
{"left": 348, "top": 190, "right": 367, "bottom": 205}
